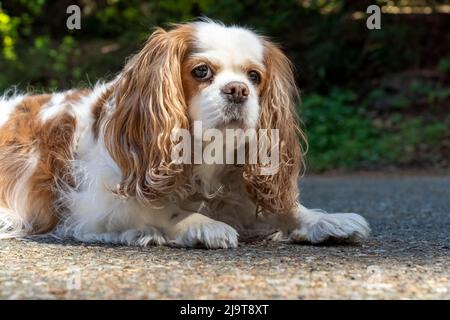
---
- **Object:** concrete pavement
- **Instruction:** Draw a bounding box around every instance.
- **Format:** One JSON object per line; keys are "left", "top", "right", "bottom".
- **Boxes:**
{"left": 0, "top": 174, "right": 449, "bottom": 299}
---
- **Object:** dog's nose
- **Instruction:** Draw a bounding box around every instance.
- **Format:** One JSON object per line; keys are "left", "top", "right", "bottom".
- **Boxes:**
{"left": 221, "top": 81, "right": 249, "bottom": 104}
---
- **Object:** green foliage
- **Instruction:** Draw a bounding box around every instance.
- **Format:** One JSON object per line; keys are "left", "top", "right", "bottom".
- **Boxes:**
{"left": 0, "top": 0, "right": 448, "bottom": 170}
{"left": 301, "top": 89, "right": 450, "bottom": 171}
{"left": 301, "top": 89, "right": 380, "bottom": 170}
{"left": 0, "top": 9, "right": 19, "bottom": 60}
{"left": 438, "top": 56, "right": 450, "bottom": 73}
{"left": 2, "top": 0, "right": 448, "bottom": 92}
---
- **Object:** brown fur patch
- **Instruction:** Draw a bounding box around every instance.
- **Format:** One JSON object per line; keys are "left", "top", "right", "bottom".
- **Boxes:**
{"left": 181, "top": 57, "right": 215, "bottom": 103}
{"left": 243, "top": 40, "right": 305, "bottom": 215}
{"left": 105, "top": 24, "right": 195, "bottom": 205}
{"left": 0, "top": 93, "right": 77, "bottom": 234}
{"left": 92, "top": 87, "right": 113, "bottom": 139}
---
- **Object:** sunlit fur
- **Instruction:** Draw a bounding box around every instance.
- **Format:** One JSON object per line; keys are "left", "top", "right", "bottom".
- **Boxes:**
{"left": 243, "top": 40, "right": 305, "bottom": 215}
{"left": 104, "top": 25, "right": 193, "bottom": 206}
{"left": 0, "top": 20, "right": 370, "bottom": 248}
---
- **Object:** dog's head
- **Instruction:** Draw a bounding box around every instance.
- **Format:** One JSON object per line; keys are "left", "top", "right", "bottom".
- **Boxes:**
{"left": 182, "top": 21, "right": 264, "bottom": 130}
{"left": 105, "top": 20, "right": 304, "bottom": 213}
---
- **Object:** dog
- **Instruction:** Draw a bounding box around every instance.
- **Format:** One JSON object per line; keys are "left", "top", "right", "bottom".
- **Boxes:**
{"left": 0, "top": 19, "right": 369, "bottom": 248}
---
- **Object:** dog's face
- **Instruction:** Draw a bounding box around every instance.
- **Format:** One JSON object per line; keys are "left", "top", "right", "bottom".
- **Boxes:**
{"left": 181, "top": 23, "right": 264, "bottom": 130}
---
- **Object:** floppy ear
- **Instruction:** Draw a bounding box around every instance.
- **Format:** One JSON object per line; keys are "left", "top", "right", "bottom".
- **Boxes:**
{"left": 243, "top": 40, "right": 306, "bottom": 215}
{"left": 104, "top": 25, "right": 193, "bottom": 205}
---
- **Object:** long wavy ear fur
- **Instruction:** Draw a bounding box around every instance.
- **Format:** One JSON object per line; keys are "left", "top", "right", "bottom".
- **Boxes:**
{"left": 104, "top": 24, "right": 194, "bottom": 205}
{"left": 243, "top": 40, "right": 306, "bottom": 215}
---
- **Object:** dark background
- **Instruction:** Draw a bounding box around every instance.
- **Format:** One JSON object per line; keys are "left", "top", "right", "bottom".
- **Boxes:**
{"left": 0, "top": 0, "right": 449, "bottom": 171}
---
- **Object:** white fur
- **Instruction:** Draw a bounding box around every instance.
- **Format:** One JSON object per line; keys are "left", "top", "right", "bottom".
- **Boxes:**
{"left": 170, "top": 213, "right": 238, "bottom": 248}
{"left": 39, "top": 93, "right": 66, "bottom": 121}
{"left": 0, "top": 21, "right": 370, "bottom": 248}
{"left": 0, "top": 93, "right": 24, "bottom": 127}
{"left": 288, "top": 205, "right": 371, "bottom": 243}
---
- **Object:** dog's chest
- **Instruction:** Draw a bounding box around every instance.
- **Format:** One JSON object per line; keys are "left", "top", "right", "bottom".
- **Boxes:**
{"left": 181, "top": 164, "right": 246, "bottom": 211}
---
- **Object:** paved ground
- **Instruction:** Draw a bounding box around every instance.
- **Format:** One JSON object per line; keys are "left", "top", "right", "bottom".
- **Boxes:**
{"left": 1, "top": 174, "right": 449, "bottom": 299}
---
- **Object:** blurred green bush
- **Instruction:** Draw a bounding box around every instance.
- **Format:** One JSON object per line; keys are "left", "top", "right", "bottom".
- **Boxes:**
{"left": 0, "top": 0, "right": 449, "bottom": 171}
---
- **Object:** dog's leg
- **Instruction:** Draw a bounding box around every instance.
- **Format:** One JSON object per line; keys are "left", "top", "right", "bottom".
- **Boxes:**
{"left": 67, "top": 228, "right": 167, "bottom": 246}
{"left": 278, "top": 204, "right": 370, "bottom": 244}
{"left": 81, "top": 214, "right": 238, "bottom": 249}
{"left": 60, "top": 198, "right": 238, "bottom": 248}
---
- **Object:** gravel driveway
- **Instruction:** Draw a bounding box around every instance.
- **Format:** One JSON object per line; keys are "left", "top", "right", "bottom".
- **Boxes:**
{"left": 1, "top": 174, "right": 449, "bottom": 299}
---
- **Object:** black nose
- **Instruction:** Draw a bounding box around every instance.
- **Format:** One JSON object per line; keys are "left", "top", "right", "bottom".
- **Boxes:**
{"left": 221, "top": 81, "right": 249, "bottom": 104}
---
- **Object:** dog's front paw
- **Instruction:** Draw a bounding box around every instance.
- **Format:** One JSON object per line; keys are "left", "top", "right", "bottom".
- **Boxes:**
{"left": 171, "top": 213, "right": 238, "bottom": 249}
{"left": 289, "top": 209, "right": 370, "bottom": 244}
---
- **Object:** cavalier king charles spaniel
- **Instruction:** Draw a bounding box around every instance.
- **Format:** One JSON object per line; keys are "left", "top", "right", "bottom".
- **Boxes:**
{"left": 0, "top": 20, "right": 369, "bottom": 248}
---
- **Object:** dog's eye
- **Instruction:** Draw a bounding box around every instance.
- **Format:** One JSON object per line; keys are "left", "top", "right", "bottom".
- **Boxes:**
{"left": 248, "top": 70, "right": 261, "bottom": 84}
{"left": 192, "top": 65, "right": 212, "bottom": 80}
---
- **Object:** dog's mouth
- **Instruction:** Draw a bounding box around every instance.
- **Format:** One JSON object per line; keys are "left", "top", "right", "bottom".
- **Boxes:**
{"left": 220, "top": 104, "right": 247, "bottom": 129}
